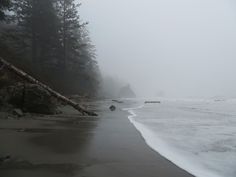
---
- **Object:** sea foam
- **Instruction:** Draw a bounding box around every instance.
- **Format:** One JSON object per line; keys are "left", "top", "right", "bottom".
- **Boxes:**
{"left": 124, "top": 99, "right": 236, "bottom": 177}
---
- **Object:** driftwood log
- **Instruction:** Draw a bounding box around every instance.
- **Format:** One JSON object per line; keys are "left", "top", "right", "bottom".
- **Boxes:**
{"left": 145, "top": 101, "right": 161, "bottom": 104}
{"left": 0, "top": 57, "right": 97, "bottom": 116}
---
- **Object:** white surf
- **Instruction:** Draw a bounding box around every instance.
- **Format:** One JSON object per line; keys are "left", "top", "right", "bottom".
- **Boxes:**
{"left": 124, "top": 99, "right": 236, "bottom": 177}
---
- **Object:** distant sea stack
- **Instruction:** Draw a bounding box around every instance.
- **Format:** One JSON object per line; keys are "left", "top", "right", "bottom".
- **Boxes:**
{"left": 118, "top": 85, "right": 136, "bottom": 98}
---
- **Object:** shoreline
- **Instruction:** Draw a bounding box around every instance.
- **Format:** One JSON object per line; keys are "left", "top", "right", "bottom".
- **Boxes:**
{"left": 124, "top": 105, "right": 197, "bottom": 177}
{"left": 0, "top": 100, "right": 194, "bottom": 177}
{"left": 125, "top": 106, "right": 198, "bottom": 177}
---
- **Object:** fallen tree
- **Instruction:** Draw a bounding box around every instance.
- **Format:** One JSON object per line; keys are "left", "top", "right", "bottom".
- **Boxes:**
{"left": 0, "top": 57, "right": 97, "bottom": 116}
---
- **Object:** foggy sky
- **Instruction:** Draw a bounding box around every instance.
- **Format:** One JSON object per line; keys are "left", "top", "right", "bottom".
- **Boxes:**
{"left": 80, "top": 0, "right": 236, "bottom": 98}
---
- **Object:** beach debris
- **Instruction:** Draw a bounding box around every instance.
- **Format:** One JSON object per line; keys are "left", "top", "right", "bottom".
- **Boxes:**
{"left": 12, "top": 108, "right": 24, "bottom": 117}
{"left": 109, "top": 105, "right": 116, "bottom": 111}
{"left": 0, "top": 57, "right": 97, "bottom": 116}
{"left": 145, "top": 101, "right": 161, "bottom": 104}
{"left": 214, "top": 99, "right": 225, "bottom": 102}
{"left": 112, "top": 99, "right": 123, "bottom": 103}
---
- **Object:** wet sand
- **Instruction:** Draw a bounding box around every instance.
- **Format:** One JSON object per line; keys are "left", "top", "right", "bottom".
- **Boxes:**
{"left": 0, "top": 101, "right": 194, "bottom": 177}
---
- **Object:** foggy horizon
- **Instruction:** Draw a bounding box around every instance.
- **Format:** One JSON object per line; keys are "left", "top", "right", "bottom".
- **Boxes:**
{"left": 1, "top": 1, "right": 236, "bottom": 177}
{"left": 80, "top": 0, "right": 236, "bottom": 98}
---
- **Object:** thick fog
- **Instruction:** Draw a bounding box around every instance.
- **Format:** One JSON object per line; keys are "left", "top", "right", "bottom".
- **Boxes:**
{"left": 80, "top": 0, "right": 236, "bottom": 98}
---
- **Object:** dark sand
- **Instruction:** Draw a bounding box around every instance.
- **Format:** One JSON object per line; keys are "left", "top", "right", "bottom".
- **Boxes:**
{"left": 0, "top": 101, "right": 194, "bottom": 177}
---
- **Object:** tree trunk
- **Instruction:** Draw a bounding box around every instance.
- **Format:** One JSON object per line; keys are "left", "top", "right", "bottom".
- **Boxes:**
{"left": 62, "top": 0, "right": 67, "bottom": 69}
{"left": 0, "top": 57, "right": 98, "bottom": 116}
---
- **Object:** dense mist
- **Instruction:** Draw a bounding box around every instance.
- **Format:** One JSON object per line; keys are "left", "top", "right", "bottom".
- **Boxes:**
{"left": 80, "top": 0, "right": 236, "bottom": 98}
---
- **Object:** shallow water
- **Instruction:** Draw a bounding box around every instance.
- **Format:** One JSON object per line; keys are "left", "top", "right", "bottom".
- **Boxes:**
{"left": 125, "top": 99, "right": 236, "bottom": 177}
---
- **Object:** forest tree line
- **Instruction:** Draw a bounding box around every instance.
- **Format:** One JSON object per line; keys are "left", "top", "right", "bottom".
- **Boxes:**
{"left": 0, "top": 0, "right": 101, "bottom": 97}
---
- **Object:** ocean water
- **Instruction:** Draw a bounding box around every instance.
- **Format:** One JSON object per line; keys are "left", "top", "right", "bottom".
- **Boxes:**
{"left": 124, "top": 99, "right": 236, "bottom": 177}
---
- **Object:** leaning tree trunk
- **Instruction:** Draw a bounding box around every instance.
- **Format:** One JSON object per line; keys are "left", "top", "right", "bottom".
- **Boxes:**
{"left": 0, "top": 57, "right": 97, "bottom": 116}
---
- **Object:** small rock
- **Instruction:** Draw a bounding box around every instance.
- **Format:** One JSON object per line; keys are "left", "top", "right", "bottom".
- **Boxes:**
{"left": 13, "top": 108, "right": 24, "bottom": 117}
{"left": 109, "top": 105, "right": 116, "bottom": 111}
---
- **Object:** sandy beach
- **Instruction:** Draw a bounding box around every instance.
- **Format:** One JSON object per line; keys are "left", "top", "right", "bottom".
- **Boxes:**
{"left": 0, "top": 100, "right": 194, "bottom": 177}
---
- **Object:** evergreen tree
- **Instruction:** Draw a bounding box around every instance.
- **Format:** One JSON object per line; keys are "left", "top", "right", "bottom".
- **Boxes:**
{"left": 0, "top": 0, "right": 10, "bottom": 20}
{"left": 13, "top": 0, "right": 61, "bottom": 66}
{"left": 55, "top": 0, "right": 84, "bottom": 69}
{"left": 55, "top": 0, "right": 100, "bottom": 95}
{"left": 1, "top": 0, "right": 100, "bottom": 96}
